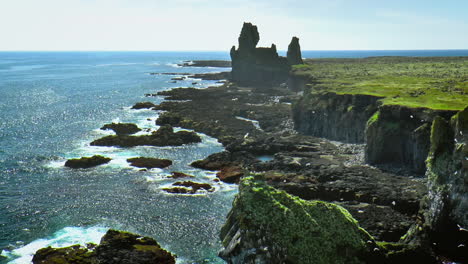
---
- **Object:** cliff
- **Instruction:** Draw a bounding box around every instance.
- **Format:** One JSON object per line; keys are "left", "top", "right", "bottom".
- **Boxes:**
{"left": 230, "top": 22, "right": 303, "bottom": 86}
{"left": 404, "top": 107, "right": 468, "bottom": 262}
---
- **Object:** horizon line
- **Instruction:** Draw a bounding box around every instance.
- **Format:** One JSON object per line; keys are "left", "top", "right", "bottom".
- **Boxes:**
{"left": 1, "top": 49, "right": 468, "bottom": 53}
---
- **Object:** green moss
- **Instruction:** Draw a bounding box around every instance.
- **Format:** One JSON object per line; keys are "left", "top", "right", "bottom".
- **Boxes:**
{"left": 367, "top": 111, "right": 380, "bottom": 127}
{"left": 234, "top": 176, "right": 371, "bottom": 264}
{"left": 292, "top": 57, "right": 468, "bottom": 110}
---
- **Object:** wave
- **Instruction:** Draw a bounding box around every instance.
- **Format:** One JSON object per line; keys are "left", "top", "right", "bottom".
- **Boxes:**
{"left": 1, "top": 226, "right": 108, "bottom": 264}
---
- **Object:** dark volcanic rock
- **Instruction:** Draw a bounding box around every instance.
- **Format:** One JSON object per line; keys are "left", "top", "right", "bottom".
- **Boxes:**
{"left": 33, "top": 229, "right": 176, "bottom": 264}
{"left": 168, "top": 171, "right": 194, "bottom": 179}
{"left": 230, "top": 22, "right": 290, "bottom": 86}
{"left": 101, "top": 123, "right": 141, "bottom": 135}
{"left": 90, "top": 125, "right": 201, "bottom": 147}
{"left": 163, "top": 181, "right": 214, "bottom": 194}
{"left": 216, "top": 166, "right": 244, "bottom": 183}
{"left": 65, "top": 155, "right": 111, "bottom": 169}
{"left": 287, "top": 36, "right": 303, "bottom": 65}
{"left": 189, "top": 71, "right": 231, "bottom": 81}
{"left": 404, "top": 108, "right": 468, "bottom": 262}
{"left": 127, "top": 157, "right": 172, "bottom": 169}
{"left": 131, "top": 102, "right": 157, "bottom": 109}
{"left": 178, "top": 60, "right": 231, "bottom": 68}
{"left": 95, "top": 229, "right": 175, "bottom": 264}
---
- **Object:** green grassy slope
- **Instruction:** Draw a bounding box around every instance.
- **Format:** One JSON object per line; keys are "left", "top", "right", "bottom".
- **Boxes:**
{"left": 292, "top": 56, "right": 468, "bottom": 110}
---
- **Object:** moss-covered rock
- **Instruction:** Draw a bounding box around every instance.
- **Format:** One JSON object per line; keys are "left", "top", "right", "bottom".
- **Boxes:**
{"left": 403, "top": 107, "right": 468, "bottom": 262}
{"left": 219, "top": 176, "right": 373, "bottom": 264}
{"left": 65, "top": 155, "right": 111, "bottom": 169}
{"left": 32, "top": 230, "right": 175, "bottom": 264}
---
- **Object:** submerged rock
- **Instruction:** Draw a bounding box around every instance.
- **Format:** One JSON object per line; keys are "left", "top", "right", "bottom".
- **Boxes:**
{"left": 168, "top": 171, "right": 195, "bottom": 179}
{"left": 65, "top": 155, "right": 111, "bottom": 169}
{"left": 131, "top": 102, "right": 157, "bottom": 109}
{"left": 219, "top": 176, "right": 372, "bottom": 264}
{"left": 90, "top": 125, "right": 201, "bottom": 147}
{"left": 127, "top": 157, "right": 172, "bottom": 169}
{"left": 101, "top": 122, "right": 141, "bottom": 135}
{"left": 162, "top": 181, "right": 214, "bottom": 194}
{"left": 33, "top": 229, "right": 176, "bottom": 264}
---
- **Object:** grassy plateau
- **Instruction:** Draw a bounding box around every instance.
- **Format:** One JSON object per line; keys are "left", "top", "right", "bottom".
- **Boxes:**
{"left": 292, "top": 56, "right": 468, "bottom": 110}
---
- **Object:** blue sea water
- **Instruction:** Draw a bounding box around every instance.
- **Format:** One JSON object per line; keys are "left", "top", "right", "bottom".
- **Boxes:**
{"left": 1, "top": 50, "right": 467, "bottom": 264}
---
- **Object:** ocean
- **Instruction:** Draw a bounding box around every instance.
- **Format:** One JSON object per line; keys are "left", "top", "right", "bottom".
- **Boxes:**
{"left": 1, "top": 50, "right": 467, "bottom": 264}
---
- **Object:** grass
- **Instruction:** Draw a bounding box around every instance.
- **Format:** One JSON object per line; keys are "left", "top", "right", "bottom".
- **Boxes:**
{"left": 291, "top": 56, "right": 468, "bottom": 110}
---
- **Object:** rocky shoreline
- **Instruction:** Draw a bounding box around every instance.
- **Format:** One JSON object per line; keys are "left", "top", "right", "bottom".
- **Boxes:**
{"left": 32, "top": 23, "right": 467, "bottom": 263}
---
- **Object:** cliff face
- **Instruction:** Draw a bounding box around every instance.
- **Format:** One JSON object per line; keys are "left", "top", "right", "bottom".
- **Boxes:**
{"left": 292, "top": 92, "right": 380, "bottom": 143}
{"left": 291, "top": 84, "right": 457, "bottom": 174}
{"left": 404, "top": 108, "right": 468, "bottom": 261}
{"left": 230, "top": 23, "right": 302, "bottom": 86}
{"left": 365, "top": 105, "right": 456, "bottom": 174}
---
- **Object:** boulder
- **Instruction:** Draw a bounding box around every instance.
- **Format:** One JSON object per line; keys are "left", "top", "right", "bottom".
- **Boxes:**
{"left": 216, "top": 166, "right": 244, "bottom": 183}
{"left": 33, "top": 229, "right": 176, "bottom": 264}
{"left": 101, "top": 123, "right": 141, "bottom": 135}
{"left": 131, "top": 102, "right": 157, "bottom": 109}
{"left": 127, "top": 157, "right": 172, "bottom": 169}
{"left": 287, "top": 36, "right": 304, "bottom": 65}
{"left": 65, "top": 155, "right": 111, "bottom": 169}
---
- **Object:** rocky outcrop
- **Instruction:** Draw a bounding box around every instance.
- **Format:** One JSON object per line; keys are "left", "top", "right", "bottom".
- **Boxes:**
{"left": 230, "top": 23, "right": 291, "bottom": 86}
{"left": 292, "top": 92, "right": 380, "bottom": 143}
{"left": 162, "top": 181, "right": 214, "bottom": 194}
{"left": 131, "top": 102, "right": 157, "bottom": 109}
{"left": 32, "top": 229, "right": 176, "bottom": 264}
{"left": 365, "top": 105, "right": 457, "bottom": 174}
{"left": 90, "top": 125, "right": 201, "bottom": 147}
{"left": 101, "top": 123, "right": 141, "bottom": 135}
{"left": 127, "top": 157, "right": 172, "bottom": 169}
{"left": 404, "top": 107, "right": 468, "bottom": 262}
{"left": 178, "top": 60, "right": 231, "bottom": 68}
{"left": 65, "top": 155, "right": 111, "bottom": 169}
{"left": 219, "top": 176, "right": 373, "bottom": 264}
{"left": 287, "top": 37, "right": 303, "bottom": 65}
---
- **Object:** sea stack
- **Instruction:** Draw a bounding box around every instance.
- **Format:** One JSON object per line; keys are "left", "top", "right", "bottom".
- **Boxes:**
{"left": 287, "top": 36, "right": 304, "bottom": 65}
{"left": 230, "top": 22, "right": 295, "bottom": 86}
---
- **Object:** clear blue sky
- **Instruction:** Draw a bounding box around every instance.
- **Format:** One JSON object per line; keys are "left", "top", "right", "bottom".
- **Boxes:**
{"left": 0, "top": 0, "right": 467, "bottom": 51}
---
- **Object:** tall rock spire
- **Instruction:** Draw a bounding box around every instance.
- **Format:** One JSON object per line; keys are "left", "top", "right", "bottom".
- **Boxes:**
{"left": 287, "top": 37, "right": 303, "bottom": 65}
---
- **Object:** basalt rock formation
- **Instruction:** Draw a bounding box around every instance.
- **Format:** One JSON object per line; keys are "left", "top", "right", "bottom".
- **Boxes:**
{"left": 230, "top": 22, "right": 302, "bottom": 86}
{"left": 404, "top": 107, "right": 468, "bottom": 262}
{"left": 287, "top": 36, "right": 303, "bottom": 65}
{"left": 32, "top": 229, "right": 176, "bottom": 264}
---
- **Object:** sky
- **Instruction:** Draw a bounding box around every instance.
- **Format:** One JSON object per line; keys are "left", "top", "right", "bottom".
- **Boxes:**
{"left": 0, "top": 0, "right": 467, "bottom": 51}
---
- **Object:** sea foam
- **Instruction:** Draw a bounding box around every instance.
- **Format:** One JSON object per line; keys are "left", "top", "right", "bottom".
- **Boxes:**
{"left": 1, "top": 226, "right": 108, "bottom": 264}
